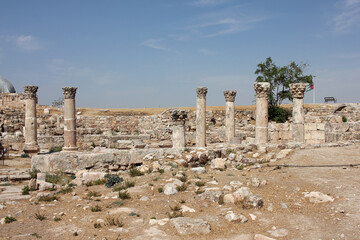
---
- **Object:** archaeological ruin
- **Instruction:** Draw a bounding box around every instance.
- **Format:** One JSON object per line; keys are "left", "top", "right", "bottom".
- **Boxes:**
{"left": 0, "top": 79, "right": 358, "bottom": 173}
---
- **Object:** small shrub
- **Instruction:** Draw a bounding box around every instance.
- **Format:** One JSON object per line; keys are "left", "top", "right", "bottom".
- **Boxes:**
{"left": 179, "top": 199, "right": 186, "bottom": 204}
{"left": 34, "top": 211, "right": 46, "bottom": 221}
{"left": 112, "top": 200, "right": 124, "bottom": 207}
{"left": 113, "top": 180, "right": 135, "bottom": 192}
{"left": 236, "top": 165, "right": 244, "bottom": 170}
{"left": 38, "top": 195, "right": 58, "bottom": 202}
{"left": 94, "top": 223, "right": 101, "bottom": 228}
{"left": 128, "top": 212, "right": 139, "bottom": 217}
{"left": 176, "top": 184, "right": 187, "bottom": 192}
{"left": 29, "top": 169, "right": 39, "bottom": 179}
{"left": 226, "top": 148, "right": 234, "bottom": 155}
{"left": 4, "top": 216, "right": 16, "bottom": 223}
{"left": 58, "top": 187, "right": 72, "bottom": 194}
{"left": 218, "top": 195, "right": 224, "bottom": 205}
{"left": 105, "top": 175, "right": 123, "bottom": 188}
{"left": 167, "top": 205, "right": 183, "bottom": 219}
{"left": 20, "top": 153, "right": 30, "bottom": 158}
{"left": 73, "top": 232, "right": 78, "bottom": 237}
{"left": 94, "top": 178, "right": 107, "bottom": 186}
{"left": 157, "top": 188, "right": 163, "bottom": 193}
{"left": 195, "top": 181, "right": 205, "bottom": 187}
{"left": 170, "top": 205, "right": 181, "bottom": 212}
{"left": 152, "top": 177, "right": 160, "bottom": 181}
{"left": 85, "top": 181, "right": 94, "bottom": 187}
{"left": 54, "top": 217, "right": 61, "bottom": 222}
{"left": 268, "top": 105, "right": 290, "bottom": 123}
{"left": 30, "top": 233, "right": 41, "bottom": 238}
{"left": 22, "top": 186, "right": 30, "bottom": 195}
{"left": 118, "top": 191, "right": 131, "bottom": 200}
{"left": 105, "top": 215, "right": 123, "bottom": 227}
{"left": 49, "top": 146, "right": 62, "bottom": 153}
{"left": 195, "top": 190, "right": 204, "bottom": 195}
{"left": 87, "top": 191, "right": 101, "bottom": 197}
{"left": 90, "top": 205, "right": 102, "bottom": 212}
{"left": 158, "top": 169, "right": 165, "bottom": 174}
{"left": 128, "top": 168, "right": 143, "bottom": 177}
{"left": 45, "top": 174, "right": 62, "bottom": 184}
{"left": 342, "top": 116, "right": 348, "bottom": 122}
{"left": 178, "top": 175, "right": 187, "bottom": 183}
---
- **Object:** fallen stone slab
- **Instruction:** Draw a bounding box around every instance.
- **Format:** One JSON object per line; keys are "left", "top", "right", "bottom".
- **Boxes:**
{"left": 171, "top": 217, "right": 211, "bottom": 235}
{"left": 303, "top": 192, "right": 334, "bottom": 203}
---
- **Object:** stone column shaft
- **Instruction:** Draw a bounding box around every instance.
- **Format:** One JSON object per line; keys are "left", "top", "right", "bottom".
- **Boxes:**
{"left": 196, "top": 87, "right": 208, "bottom": 147}
{"left": 254, "top": 82, "right": 270, "bottom": 145}
{"left": 171, "top": 110, "right": 188, "bottom": 148}
{"left": 62, "top": 87, "right": 78, "bottom": 151}
{"left": 224, "top": 90, "right": 237, "bottom": 143}
{"left": 23, "top": 86, "right": 39, "bottom": 154}
{"left": 290, "top": 83, "right": 308, "bottom": 143}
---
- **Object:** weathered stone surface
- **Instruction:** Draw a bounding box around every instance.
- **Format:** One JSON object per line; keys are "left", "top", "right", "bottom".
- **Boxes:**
{"left": 303, "top": 192, "right": 334, "bottom": 203}
{"left": 28, "top": 178, "right": 37, "bottom": 190}
{"left": 254, "top": 234, "right": 276, "bottom": 240}
{"left": 276, "top": 149, "right": 293, "bottom": 160}
{"left": 233, "top": 187, "right": 263, "bottom": 209}
{"left": 171, "top": 217, "right": 211, "bottom": 235}
{"left": 268, "top": 228, "right": 289, "bottom": 237}
{"left": 190, "top": 167, "right": 206, "bottom": 174}
{"left": 224, "top": 211, "right": 248, "bottom": 223}
{"left": 82, "top": 172, "right": 106, "bottom": 183}
{"left": 211, "top": 158, "right": 226, "bottom": 169}
{"left": 199, "top": 189, "right": 224, "bottom": 203}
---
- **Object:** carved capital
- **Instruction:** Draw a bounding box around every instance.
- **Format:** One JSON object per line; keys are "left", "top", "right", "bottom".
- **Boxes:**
{"left": 289, "top": 83, "right": 308, "bottom": 99}
{"left": 170, "top": 109, "right": 188, "bottom": 125}
{"left": 254, "top": 82, "right": 270, "bottom": 98}
{"left": 196, "top": 87, "right": 208, "bottom": 99}
{"left": 62, "top": 87, "right": 77, "bottom": 99}
{"left": 223, "top": 90, "right": 237, "bottom": 102}
{"left": 24, "top": 86, "right": 38, "bottom": 99}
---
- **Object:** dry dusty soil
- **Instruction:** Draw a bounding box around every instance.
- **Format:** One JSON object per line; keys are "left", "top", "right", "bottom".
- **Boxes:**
{"left": 0, "top": 144, "right": 360, "bottom": 240}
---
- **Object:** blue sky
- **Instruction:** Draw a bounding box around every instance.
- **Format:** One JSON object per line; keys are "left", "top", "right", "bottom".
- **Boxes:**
{"left": 0, "top": 0, "right": 359, "bottom": 108}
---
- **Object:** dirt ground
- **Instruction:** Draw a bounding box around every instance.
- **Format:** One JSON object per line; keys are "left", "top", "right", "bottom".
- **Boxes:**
{"left": 0, "top": 144, "right": 360, "bottom": 240}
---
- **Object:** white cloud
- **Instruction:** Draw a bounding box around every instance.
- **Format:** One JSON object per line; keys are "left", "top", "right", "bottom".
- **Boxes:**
{"left": 333, "top": 0, "right": 360, "bottom": 33}
{"left": 190, "top": 13, "right": 265, "bottom": 38}
{"left": 1, "top": 35, "right": 41, "bottom": 52}
{"left": 190, "top": 0, "right": 230, "bottom": 7}
{"left": 15, "top": 35, "right": 41, "bottom": 51}
{"left": 141, "top": 39, "right": 179, "bottom": 53}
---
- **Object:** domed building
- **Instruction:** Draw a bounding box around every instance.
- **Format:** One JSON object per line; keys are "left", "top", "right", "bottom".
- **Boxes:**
{"left": 0, "top": 76, "right": 26, "bottom": 108}
{"left": 0, "top": 76, "right": 16, "bottom": 93}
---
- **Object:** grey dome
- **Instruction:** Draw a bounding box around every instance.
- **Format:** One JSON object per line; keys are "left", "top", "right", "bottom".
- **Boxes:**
{"left": 0, "top": 76, "right": 16, "bottom": 93}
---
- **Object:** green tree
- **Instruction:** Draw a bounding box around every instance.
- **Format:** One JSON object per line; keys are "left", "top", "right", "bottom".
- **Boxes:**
{"left": 255, "top": 57, "right": 314, "bottom": 106}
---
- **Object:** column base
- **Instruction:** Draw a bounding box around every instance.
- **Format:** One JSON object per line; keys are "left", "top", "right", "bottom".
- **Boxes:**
{"left": 62, "top": 147, "right": 78, "bottom": 152}
{"left": 23, "top": 145, "right": 40, "bottom": 155}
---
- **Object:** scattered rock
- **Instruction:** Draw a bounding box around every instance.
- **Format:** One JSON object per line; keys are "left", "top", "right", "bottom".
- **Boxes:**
{"left": 268, "top": 228, "right": 289, "bottom": 237}
{"left": 181, "top": 205, "right": 196, "bottom": 213}
{"left": 191, "top": 167, "right": 206, "bottom": 174}
{"left": 224, "top": 211, "right": 248, "bottom": 223}
{"left": 276, "top": 149, "right": 293, "bottom": 160}
{"left": 254, "top": 234, "right": 276, "bottom": 240}
{"left": 0, "top": 204, "right": 6, "bottom": 210}
{"left": 210, "top": 158, "right": 226, "bottom": 169}
{"left": 149, "top": 218, "right": 169, "bottom": 226}
{"left": 303, "top": 192, "right": 334, "bottom": 203}
{"left": 233, "top": 187, "right": 263, "bottom": 209}
{"left": 28, "top": 179, "right": 37, "bottom": 190}
{"left": 171, "top": 217, "right": 211, "bottom": 235}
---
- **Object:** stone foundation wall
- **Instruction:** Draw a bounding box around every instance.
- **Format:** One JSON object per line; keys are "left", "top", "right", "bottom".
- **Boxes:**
{"left": 0, "top": 104, "right": 360, "bottom": 152}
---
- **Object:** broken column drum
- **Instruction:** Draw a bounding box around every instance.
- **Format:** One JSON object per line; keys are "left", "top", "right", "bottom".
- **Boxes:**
{"left": 223, "top": 90, "right": 237, "bottom": 143}
{"left": 254, "top": 82, "right": 270, "bottom": 145}
{"left": 196, "top": 87, "right": 208, "bottom": 147}
{"left": 290, "top": 83, "right": 308, "bottom": 143}
{"left": 23, "top": 85, "right": 39, "bottom": 154}
{"left": 170, "top": 109, "right": 188, "bottom": 148}
{"left": 62, "top": 87, "right": 78, "bottom": 151}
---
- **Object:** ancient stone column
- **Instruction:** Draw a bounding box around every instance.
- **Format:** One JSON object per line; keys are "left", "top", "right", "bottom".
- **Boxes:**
{"left": 254, "top": 82, "right": 270, "bottom": 145}
{"left": 62, "top": 87, "right": 78, "bottom": 151}
{"left": 223, "top": 90, "right": 237, "bottom": 143}
{"left": 290, "top": 83, "right": 308, "bottom": 143}
{"left": 196, "top": 87, "right": 208, "bottom": 147}
{"left": 170, "top": 109, "right": 188, "bottom": 148}
{"left": 23, "top": 86, "right": 39, "bottom": 154}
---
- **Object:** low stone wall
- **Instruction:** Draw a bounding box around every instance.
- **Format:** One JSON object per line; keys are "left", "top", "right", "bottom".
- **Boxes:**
{"left": 1, "top": 104, "right": 360, "bottom": 152}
